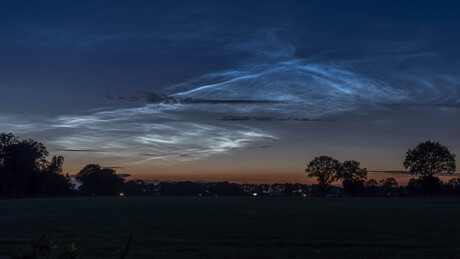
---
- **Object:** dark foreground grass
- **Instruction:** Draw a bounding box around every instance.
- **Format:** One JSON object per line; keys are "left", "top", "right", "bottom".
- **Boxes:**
{"left": 1, "top": 197, "right": 460, "bottom": 258}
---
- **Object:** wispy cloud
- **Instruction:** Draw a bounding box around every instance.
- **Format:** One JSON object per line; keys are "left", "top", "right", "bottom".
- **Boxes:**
{"left": 217, "top": 116, "right": 332, "bottom": 122}
{"left": 46, "top": 104, "right": 275, "bottom": 164}
{"left": 56, "top": 149, "right": 108, "bottom": 153}
{"left": 1, "top": 32, "right": 458, "bottom": 170}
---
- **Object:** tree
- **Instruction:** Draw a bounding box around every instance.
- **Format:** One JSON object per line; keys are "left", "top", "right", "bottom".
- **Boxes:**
{"left": 76, "top": 164, "right": 124, "bottom": 196}
{"left": 365, "top": 179, "right": 379, "bottom": 187}
{"left": 124, "top": 180, "right": 148, "bottom": 196}
{"left": 0, "top": 133, "right": 72, "bottom": 196}
{"left": 404, "top": 141, "right": 456, "bottom": 194}
{"left": 29, "top": 156, "right": 73, "bottom": 196}
{"left": 444, "top": 178, "right": 460, "bottom": 195}
{"left": 0, "top": 133, "right": 20, "bottom": 195}
{"left": 403, "top": 141, "right": 456, "bottom": 178}
{"left": 407, "top": 178, "right": 422, "bottom": 195}
{"left": 447, "top": 178, "right": 460, "bottom": 188}
{"left": 159, "top": 181, "right": 202, "bottom": 196}
{"left": 0, "top": 133, "right": 19, "bottom": 161}
{"left": 407, "top": 176, "right": 442, "bottom": 195}
{"left": 379, "top": 177, "right": 398, "bottom": 196}
{"left": 283, "top": 183, "right": 294, "bottom": 196}
{"left": 338, "top": 160, "right": 367, "bottom": 196}
{"left": 305, "top": 156, "right": 341, "bottom": 196}
{"left": 0, "top": 134, "right": 49, "bottom": 195}
{"left": 363, "top": 179, "right": 380, "bottom": 196}
{"left": 379, "top": 177, "right": 398, "bottom": 188}
{"left": 208, "top": 182, "right": 242, "bottom": 196}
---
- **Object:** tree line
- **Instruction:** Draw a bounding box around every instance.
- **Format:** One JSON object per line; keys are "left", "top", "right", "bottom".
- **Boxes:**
{"left": 305, "top": 140, "right": 456, "bottom": 196}
{"left": 0, "top": 132, "right": 457, "bottom": 198}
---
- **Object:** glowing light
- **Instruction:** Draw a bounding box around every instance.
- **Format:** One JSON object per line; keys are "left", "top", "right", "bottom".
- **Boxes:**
{"left": 253, "top": 192, "right": 258, "bottom": 196}
{"left": 119, "top": 193, "right": 124, "bottom": 196}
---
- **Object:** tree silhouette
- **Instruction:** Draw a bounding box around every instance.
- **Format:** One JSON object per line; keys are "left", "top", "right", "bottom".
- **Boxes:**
{"left": 444, "top": 178, "right": 460, "bottom": 195}
{"left": 76, "top": 164, "right": 124, "bottom": 196}
{"left": 2, "top": 139, "right": 49, "bottom": 194}
{"left": 404, "top": 141, "right": 456, "bottom": 194}
{"left": 404, "top": 141, "right": 456, "bottom": 178}
{"left": 338, "top": 160, "right": 367, "bottom": 196}
{"left": 208, "top": 182, "right": 243, "bottom": 196}
{"left": 30, "top": 156, "right": 73, "bottom": 196}
{"left": 407, "top": 178, "right": 422, "bottom": 195}
{"left": 379, "top": 177, "right": 398, "bottom": 196}
{"left": 365, "top": 179, "right": 379, "bottom": 187}
{"left": 305, "top": 156, "right": 341, "bottom": 196}
{"left": 0, "top": 132, "right": 72, "bottom": 196}
{"left": 159, "top": 181, "right": 202, "bottom": 196}
{"left": 363, "top": 179, "right": 380, "bottom": 196}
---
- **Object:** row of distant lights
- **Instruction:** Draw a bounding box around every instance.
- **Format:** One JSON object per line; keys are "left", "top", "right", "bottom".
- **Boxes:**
{"left": 120, "top": 192, "right": 259, "bottom": 197}
{"left": 119, "top": 192, "right": 309, "bottom": 197}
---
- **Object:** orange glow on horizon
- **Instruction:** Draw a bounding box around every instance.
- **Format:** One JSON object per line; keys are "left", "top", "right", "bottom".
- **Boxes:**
{"left": 114, "top": 171, "right": 459, "bottom": 186}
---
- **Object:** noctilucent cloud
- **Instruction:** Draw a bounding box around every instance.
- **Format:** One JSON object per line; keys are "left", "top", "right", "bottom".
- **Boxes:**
{"left": 1, "top": 1, "right": 459, "bottom": 183}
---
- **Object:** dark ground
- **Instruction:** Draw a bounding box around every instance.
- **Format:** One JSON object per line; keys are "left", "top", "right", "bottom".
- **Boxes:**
{"left": 1, "top": 197, "right": 460, "bottom": 258}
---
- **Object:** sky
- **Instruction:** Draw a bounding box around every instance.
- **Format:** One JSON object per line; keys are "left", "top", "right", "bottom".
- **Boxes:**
{"left": 1, "top": 0, "right": 459, "bottom": 184}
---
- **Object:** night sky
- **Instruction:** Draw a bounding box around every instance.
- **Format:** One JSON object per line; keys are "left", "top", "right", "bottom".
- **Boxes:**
{"left": 1, "top": 1, "right": 459, "bottom": 183}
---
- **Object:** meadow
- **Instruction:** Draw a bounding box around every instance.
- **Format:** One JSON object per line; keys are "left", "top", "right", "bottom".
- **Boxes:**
{"left": 1, "top": 197, "right": 460, "bottom": 258}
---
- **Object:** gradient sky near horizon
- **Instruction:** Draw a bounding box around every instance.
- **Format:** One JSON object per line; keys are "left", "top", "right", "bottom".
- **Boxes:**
{"left": 1, "top": 0, "right": 459, "bottom": 184}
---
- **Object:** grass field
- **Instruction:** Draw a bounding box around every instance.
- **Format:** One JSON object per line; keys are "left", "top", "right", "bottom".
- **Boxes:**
{"left": 1, "top": 197, "right": 460, "bottom": 258}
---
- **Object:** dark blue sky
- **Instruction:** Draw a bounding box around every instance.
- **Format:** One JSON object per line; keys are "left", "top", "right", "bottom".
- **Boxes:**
{"left": 1, "top": 0, "right": 459, "bottom": 182}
